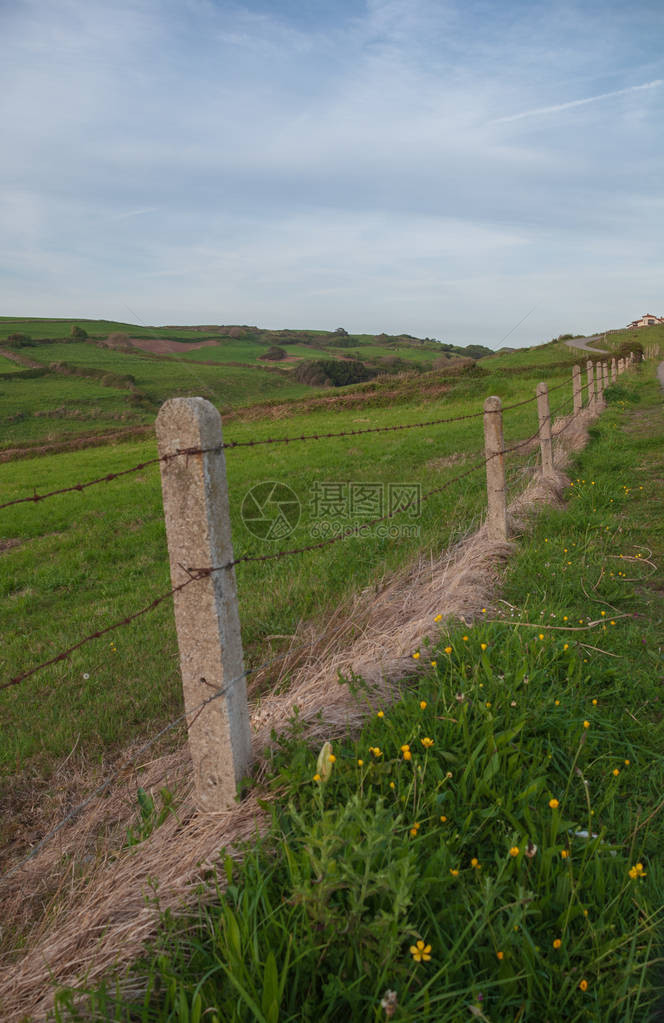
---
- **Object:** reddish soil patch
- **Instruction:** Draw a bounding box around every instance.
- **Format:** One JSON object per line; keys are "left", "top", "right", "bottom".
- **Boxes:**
{"left": 128, "top": 337, "right": 220, "bottom": 355}
{"left": 0, "top": 538, "right": 22, "bottom": 555}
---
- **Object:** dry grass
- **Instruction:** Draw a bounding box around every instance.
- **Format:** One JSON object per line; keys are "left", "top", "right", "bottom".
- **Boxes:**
{"left": 0, "top": 409, "right": 593, "bottom": 1022}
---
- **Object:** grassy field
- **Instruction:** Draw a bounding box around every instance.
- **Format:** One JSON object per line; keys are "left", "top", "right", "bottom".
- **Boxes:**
{"left": 0, "top": 373, "right": 142, "bottom": 449}
{"left": 50, "top": 360, "right": 664, "bottom": 1021}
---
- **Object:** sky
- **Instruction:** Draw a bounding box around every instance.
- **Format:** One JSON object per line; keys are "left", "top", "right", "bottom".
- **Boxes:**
{"left": 1, "top": 0, "right": 663, "bottom": 348}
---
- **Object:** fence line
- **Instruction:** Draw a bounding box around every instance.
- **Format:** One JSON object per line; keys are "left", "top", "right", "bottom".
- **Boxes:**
{"left": 0, "top": 379, "right": 605, "bottom": 696}
{"left": 2, "top": 456, "right": 493, "bottom": 694}
{"left": 3, "top": 358, "right": 629, "bottom": 815}
{"left": 0, "top": 380, "right": 572, "bottom": 513}
{"left": 0, "top": 384, "right": 589, "bottom": 879}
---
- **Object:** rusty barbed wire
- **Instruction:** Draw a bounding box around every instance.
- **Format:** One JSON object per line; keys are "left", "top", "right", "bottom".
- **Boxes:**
{"left": 0, "top": 574, "right": 205, "bottom": 692}
{"left": 3, "top": 454, "right": 496, "bottom": 691}
{"left": 0, "top": 457, "right": 163, "bottom": 511}
{"left": 0, "top": 382, "right": 570, "bottom": 512}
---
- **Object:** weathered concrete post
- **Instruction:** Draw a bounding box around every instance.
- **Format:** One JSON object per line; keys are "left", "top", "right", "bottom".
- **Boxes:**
{"left": 156, "top": 397, "right": 252, "bottom": 812}
{"left": 483, "top": 396, "right": 507, "bottom": 542}
{"left": 611, "top": 358, "right": 617, "bottom": 382}
{"left": 536, "top": 382, "right": 554, "bottom": 478}
{"left": 586, "top": 359, "right": 596, "bottom": 413}
{"left": 596, "top": 363, "right": 604, "bottom": 407}
{"left": 572, "top": 364, "right": 583, "bottom": 416}
{"left": 603, "top": 361, "right": 609, "bottom": 392}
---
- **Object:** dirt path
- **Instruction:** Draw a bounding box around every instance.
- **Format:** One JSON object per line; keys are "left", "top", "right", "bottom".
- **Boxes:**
{"left": 564, "top": 334, "right": 608, "bottom": 354}
{"left": 0, "top": 346, "right": 44, "bottom": 369}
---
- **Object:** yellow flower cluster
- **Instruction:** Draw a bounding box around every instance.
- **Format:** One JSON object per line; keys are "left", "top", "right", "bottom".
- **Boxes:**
{"left": 628, "top": 862, "right": 646, "bottom": 880}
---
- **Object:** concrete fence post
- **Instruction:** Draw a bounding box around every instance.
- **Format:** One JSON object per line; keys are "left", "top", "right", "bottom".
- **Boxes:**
{"left": 536, "top": 382, "right": 554, "bottom": 478}
{"left": 611, "top": 358, "right": 617, "bottom": 382}
{"left": 603, "top": 361, "right": 609, "bottom": 392}
{"left": 596, "top": 363, "right": 604, "bottom": 407}
{"left": 156, "top": 396, "right": 252, "bottom": 812}
{"left": 572, "top": 364, "right": 583, "bottom": 415}
{"left": 483, "top": 396, "right": 507, "bottom": 543}
{"left": 586, "top": 359, "right": 596, "bottom": 413}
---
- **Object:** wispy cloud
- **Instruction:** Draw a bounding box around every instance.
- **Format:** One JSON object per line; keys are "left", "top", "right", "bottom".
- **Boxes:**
{"left": 491, "top": 79, "right": 663, "bottom": 124}
{"left": 110, "top": 207, "right": 159, "bottom": 221}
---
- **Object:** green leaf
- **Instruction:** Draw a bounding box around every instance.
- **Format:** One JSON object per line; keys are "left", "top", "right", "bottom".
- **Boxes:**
{"left": 261, "top": 951, "right": 279, "bottom": 1023}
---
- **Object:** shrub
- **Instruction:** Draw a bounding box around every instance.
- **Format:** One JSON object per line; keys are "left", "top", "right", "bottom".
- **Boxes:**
{"left": 70, "top": 325, "right": 88, "bottom": 339}
{"left": 294, "top": 359, "right": 375, "bottom": 387}
{"left": 616, "top": 339, "right": 644, "bottom": 362}
{"left": 259, "top": 346, "right": 287, "bottom": 361}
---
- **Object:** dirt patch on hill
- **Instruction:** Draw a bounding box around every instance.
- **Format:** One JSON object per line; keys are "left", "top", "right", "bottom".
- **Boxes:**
{"left": 127, "top": 337, "right": 220, "bottom": 355}
{"left": 0, "top": 426, "right": 154, "bottom": 462}
{"left": 0, "top": 538, "right": 22, "bottom": 555}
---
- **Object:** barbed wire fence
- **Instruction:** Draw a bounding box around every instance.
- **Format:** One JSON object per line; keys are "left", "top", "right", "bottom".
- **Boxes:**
{"left": 0, "top": 356, "right": 625, "bottom": 876}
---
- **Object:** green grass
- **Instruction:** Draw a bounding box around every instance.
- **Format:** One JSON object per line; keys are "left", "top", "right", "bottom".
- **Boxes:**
{"left": 22, "top": 341, "right": 313, "bottom": 404}
{"left": 482, "top": 340, "right": 580, "bottom": 371}
{"left": 0, "top": 354, "right": 28, "bottom": 374}
{"left": 51, "top": 369, "right": 664, "bottom": 1021}
{"left": 0, "top": 373, "right": 142, "bottom": 449}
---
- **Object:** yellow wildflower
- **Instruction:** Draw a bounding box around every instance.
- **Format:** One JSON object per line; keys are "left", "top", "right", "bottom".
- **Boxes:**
{"left": 409, "top": 939, "right": 432, "bottom": 963}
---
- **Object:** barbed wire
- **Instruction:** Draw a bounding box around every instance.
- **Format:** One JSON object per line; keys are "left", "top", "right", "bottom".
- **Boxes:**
{"left": 2, "top": 453, "right": 496, "bottom": 692}
{"left": 1, "top": 575, "right": 204, "bottom": 692}
{"left": 0, "top": 457, "right": 163, "bottom": 511}
{"left": 0, "top": 381, "right": 570, "bottom": 513}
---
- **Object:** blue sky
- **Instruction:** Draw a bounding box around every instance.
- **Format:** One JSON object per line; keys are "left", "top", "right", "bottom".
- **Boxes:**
{"left": 1, "top": 0, "right": 663, "bottom": 347}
